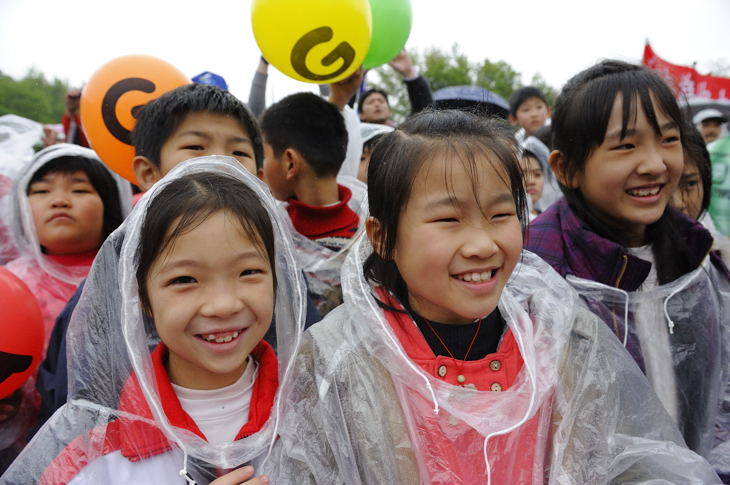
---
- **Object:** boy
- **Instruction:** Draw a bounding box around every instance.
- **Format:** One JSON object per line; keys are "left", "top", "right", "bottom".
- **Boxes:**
{"left": 509, "top": 86, "right": 551, "bottom": 144}
{"left": 261, "top": 92, "right": 365, "bottom": 314}
{"left": 132, "top": 83, "right": 263, "bottom": 188}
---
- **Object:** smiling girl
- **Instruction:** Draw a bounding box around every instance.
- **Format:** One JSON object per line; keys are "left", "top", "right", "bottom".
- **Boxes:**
{"left": 3, "top": 157, "right": 307, "bottom": 484}
{"left": 526, "top": 60, "right": 730, "bottom": 478}
{"left": 266, "top": 110, "right": 718, "bottom": 484}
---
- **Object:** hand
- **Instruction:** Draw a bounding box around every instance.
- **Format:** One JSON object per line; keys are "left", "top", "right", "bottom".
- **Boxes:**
{"left": 328, "top": 67, "right": 364, "bottom": 110}
{"left": 210, "top": 466, "right": 269, "bottom": 485}
{"left": 388, "top": 49, "right": 416, "bottom": 79}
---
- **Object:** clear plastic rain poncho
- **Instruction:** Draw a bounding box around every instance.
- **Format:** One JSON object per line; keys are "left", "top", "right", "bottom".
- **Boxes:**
{"left": 1, "top": 156, "right": 307, "bottom": 484}
{"left": 283, "top": 175, "right": 368, "bottom": 316}
{"left": 566, "top": 256, "right": 730, "bottom": 477}
{"left": 0, "top": 114, "right": 43, "bottom": 264}
{"left": 265, "top": 239, "right": 720, "bottom": 484}
{"left": 2, "top": 143, "right": 133, "bottom": 349}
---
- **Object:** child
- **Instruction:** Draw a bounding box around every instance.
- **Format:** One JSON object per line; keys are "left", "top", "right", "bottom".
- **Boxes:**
{"left": 261, "top": 92, "right": 367, "bottom": 316}
{"left": 2, "top": 157, "right": 307, "bottom": 484}
{"left": 3, "top": 143, "right": 131, "bottom": 352}
{"left": 525, "top": 60, "right": 730, "bottom": 479}
{"left": 266, "top": 110, "right": 718, "bottom": 483}
{"left": 508, "top": 86, "right": 551, "bottom": 144}
{"left": 520, "top": 136, "right": 561, "bottom": 214}
{"left": 671, "top": 124, "right": 730, "bottom": 262}
{"left": 357, "top": 122, "right": 393, "bottom": 184}
{"left": 132, "top": 83, "right": 264, "bottom": 191}
{"left": 520, "top": 147, "right": 545, "bottom": 220}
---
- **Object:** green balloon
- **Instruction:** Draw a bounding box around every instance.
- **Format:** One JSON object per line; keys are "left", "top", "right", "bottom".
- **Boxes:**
{"left": 362, "top": 0, "right": 412, "bottom": 70}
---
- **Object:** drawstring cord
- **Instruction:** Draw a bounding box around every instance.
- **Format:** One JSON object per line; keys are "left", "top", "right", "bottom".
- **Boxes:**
{"left": 179, "top": 449, "right": 197, "bottom": 485}
{"left": 663, "top": 276, "right": 693, "bottom": 335}
{"left": 481, "top": 312, "right": 538, "bottom": 485}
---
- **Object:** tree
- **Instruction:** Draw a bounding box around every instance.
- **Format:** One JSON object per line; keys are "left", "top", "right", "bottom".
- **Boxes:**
{"left": 367, "top": 44, "right": 557, "bottom": 124}
{"left": 0, "top": 69, "right": 69, "bottom": 124}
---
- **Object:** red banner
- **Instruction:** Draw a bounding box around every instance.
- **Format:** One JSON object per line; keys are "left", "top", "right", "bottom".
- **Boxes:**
{"left": 643, "top": 42, "right": 730, "bottom": 104}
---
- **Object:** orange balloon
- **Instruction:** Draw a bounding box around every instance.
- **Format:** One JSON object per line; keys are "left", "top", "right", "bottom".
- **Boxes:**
{"left": 80, "top": 55, "right": 189, "bottom": 184}
{"left": 0, "top": 267, "right": 44, "bottom": 399}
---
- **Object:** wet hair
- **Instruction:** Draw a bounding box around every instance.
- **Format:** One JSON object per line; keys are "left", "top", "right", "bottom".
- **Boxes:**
{"left": 364, "top": 109, "right": 528, "bottom": 295}
{"left": 260, "top": 92, "right": 348, "bottom": 177}
{"left": 681, "top": 123, "right": 713, "bottom": 217}
{"left": 27, "top": 155, "right": 124, "bottom": 243}
{"left": 132, "top": 84, "right": 264, "bottom": 170}
{"left": 551, "top": 59, "right": 691, "bottom": 284}
{"left": 136, "top": 172, "right": 276, "bottom": 314}
{"left": 509, "top": 86, "right": 548, "bottom": 117}
{"left": 357, "top": 89, "right": 390, "bottom": 114}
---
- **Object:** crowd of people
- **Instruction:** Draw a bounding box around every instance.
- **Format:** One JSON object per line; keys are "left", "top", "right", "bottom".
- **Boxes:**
{"left": 0, "top": 49, "right": 730, "bottom": 485}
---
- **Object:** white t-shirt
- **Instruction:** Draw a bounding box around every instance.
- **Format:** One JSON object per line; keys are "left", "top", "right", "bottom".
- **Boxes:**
{"left": 626, "top": 244, "right": 679, "bottom": 422}
{"left": 171, "top": 356, "right": 258, "bottom": 445}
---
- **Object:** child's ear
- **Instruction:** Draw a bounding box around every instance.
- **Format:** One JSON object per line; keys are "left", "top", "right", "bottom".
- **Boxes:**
{"left": 256, "top": 167, "right": 265, "bottom": 181}
{"left": 283, "top": 148, "right": 301, "bottom": 181}
{"left": 549, "top": 150, "right": 578, "bottom": 189}
{"left": 508, "top": 114, "right": 518, "bottom": 126}
{"left": 365, "top": 216, "right": 388, "bottom": 258}
{"left": 133, "top": 156, "right": 163, "bottom": 192}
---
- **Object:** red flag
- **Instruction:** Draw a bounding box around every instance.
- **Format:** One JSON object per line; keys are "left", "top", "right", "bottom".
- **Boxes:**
{"left": 643, "top": 42, "right": 730, "bottom": 103}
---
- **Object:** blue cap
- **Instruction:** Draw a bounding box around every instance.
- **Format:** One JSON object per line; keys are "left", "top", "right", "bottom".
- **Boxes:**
{"left": 191, "top": 71, "right": 228, "bottom": 91}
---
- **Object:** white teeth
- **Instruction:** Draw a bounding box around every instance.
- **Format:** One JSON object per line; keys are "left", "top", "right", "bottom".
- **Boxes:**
{"left": 203, "top": 331, "right": 240, "bottom": 343}
{"left": 628, "top": 186, "right": 660, "bottom": 197}
{"left": 457, "top": 271, "right": 494, "bottom": 282}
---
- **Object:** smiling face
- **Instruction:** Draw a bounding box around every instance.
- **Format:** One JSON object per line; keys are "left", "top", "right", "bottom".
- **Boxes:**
{"left": 572, "top": 94, "right": 683, "bottom": 246}
{"left": 391, "top": 153, "right": 523, "bottom": 324}
{"left": 145, "top": 210, "right": 274, "bottom": 390}
{"left": 158, "top": 112, "right": 257, "bottom": 175}
{"left": 28, "top": 170, "right": 104, "bottom": 255}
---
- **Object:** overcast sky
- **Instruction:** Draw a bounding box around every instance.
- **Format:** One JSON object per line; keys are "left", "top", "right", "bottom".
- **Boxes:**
{"left": 1, "top": 0, "right": 728, "bottom": 105}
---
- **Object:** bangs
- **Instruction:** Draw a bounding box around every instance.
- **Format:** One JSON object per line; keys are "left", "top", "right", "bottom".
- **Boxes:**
{"left": 417, "top": 139, "right": 525, "bottom": 227}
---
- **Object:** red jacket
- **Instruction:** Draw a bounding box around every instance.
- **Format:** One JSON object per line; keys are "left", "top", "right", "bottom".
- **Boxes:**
{"left": 379, "top": 289, "right": 549, "bottom": 484}
{"left": 39, "top": 341, "right": 278, "bottom": 485}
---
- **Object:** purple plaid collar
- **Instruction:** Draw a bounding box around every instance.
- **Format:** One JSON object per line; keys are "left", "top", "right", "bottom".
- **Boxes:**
{"left": 525, "top": 199, "right": 715, "bottom": 291}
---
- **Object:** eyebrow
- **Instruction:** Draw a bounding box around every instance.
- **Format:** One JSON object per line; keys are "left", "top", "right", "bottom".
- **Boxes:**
{"left": 423, "top": 192, "right": 514, "bottom": 211}
{"left": 32, "top": 175, "right": 91, "bottom": 184}
{"left": 178, "top": 131, "right": 252, "bottom": 144}
{"left": 605, "top": 121, "right": 679, "bottom": 142}
{"left": 157, "top": 249, "right": 264, "bottom": 273}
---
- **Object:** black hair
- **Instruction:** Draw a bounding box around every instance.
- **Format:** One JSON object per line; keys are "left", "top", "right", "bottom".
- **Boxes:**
{"left": 521, "top": 150, "right": 543, "bottom": 171}
{"left": 27, "top": 155, "right": 124, "bottom": 243}
{"left": 260, "top": 92, "right": 348, "bottom": 177}
{"left": 136, "top": 172, "right": 276, "bottom": 314}
{"left": 551, "top": 59, "right": 691, "bottom": 284}
{"left": 508, "top": 86, "right": 548, "bottom": 117}
{"left": 357, "top": 88, "right": 390, "bottom": 114}
{"left": 680, "top": 123, "right": 713, "bottom": 217}
{"left": 364, "top": 109, "right": 528, "bottom": 295}
{"left": 132, "top": 84, "right": 264, "bottom": 170}
{"left": 362, "top": 133, "right": 387, "bottom": 154}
